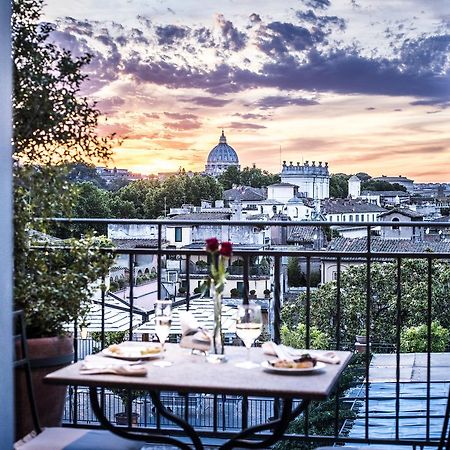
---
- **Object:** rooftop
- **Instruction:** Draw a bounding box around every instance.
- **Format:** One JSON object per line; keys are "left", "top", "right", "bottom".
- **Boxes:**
{"left": 322, "top": 198, "right": 387, "bottom": 214}
{"left": 379, "top": 207, "right": 424, "bottom": 219}
{"left": 327, "top": 236, "right": 450, "bottom": 253}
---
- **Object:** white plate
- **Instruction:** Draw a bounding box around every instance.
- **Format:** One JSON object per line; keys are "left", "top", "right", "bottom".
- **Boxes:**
{"left": 261, "top": 360, "right": 326, "bottom": 374}
{"left": 101, "top": 346, "right": 162, "bottom": 361}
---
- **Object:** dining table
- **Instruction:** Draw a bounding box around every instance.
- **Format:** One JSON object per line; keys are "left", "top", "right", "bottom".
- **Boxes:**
{"left": 44, "top": 342, "right": 352, "bottom": 450}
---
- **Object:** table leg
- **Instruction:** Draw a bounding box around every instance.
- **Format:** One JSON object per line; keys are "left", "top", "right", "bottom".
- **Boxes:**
{"left": 149, "top": 391, "right": 204, "bottom": 450}
{"left": 88, "top": 387, "right": 199, "bottom": 450}
{"left": 220, "top": 399, "right": 310, "bottom": 449}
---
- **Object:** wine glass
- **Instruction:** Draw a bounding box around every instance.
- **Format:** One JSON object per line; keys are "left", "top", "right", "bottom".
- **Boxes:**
{"left": 235, "top": 304, "right": 262, "bottom": 369}
{"left": 153, "top": 300, "right": 172, "bottom": 367}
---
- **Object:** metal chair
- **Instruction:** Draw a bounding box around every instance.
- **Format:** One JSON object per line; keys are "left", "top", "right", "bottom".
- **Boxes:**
{"left": 13, "top": 310, "right": 145, "bottom": 450}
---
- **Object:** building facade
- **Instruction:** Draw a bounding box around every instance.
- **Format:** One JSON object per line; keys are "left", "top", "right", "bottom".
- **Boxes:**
{"left": 280, "top": 160, "right": 330, "bottom": 200}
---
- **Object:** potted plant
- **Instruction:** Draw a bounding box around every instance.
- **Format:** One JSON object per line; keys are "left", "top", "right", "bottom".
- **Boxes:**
{"left": 249, "top": 289, "right": 257, "bottom": 299}
{"left": 263, "top": 288, "right": 271, "bottom": 299}
{"left": 114, "top": 390, "right": 145, "bottom": 426}
{"left": 230, "top": 288, "right": 240, "bottom": 298}
{"left": 178, "top": 286, "right": 187, "bottom": 296}
{"left": 14, "top": 228, "right": 114, "bottom": 439}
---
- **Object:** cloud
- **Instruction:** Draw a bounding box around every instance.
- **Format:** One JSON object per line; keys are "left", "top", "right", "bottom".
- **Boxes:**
{"left": 143, "top": 112, "right": 160, "bottom": 119}
{"left": 249, "top": 13, "right": 262, "bottom": 24}
{"left": 155, "top": 24, "right": 189, "bottom": 45}
{"left": 233, "top": 113, "right": 270, "bottom": 120}
{"left": 151, "top": 139, "right": 192, "bottom": 149}
{"left": 180, "top": 96, "right": 232, "bottom": 107}
{"left": 400, "top": 34, "right": 450, "bottom": 74}
{"left": 215, "top": 14, "right": 247, "bottom": 51}
{"left": 227, "top": 122, "right": 267, "bottom": 129}
{"left": 164, "top": 112, "right": 198, "bottom": 119}
{"left": 301, "top": 0, "right": 331, "bottom": 9}
{"left": 347, "top": 143, "right": 447, "bottom": 163}
{"left": 255, "top": 95, "right": 318, "bottom": 109}
{"left": 410, "top": 98, "right": 450, "bottom": 108}
{"left": 163, "top": 119, "right": 202, "bottom": 131}
{"left": 296, "top": 10, "right": 346, "bottom": 31}
{"left": 266, "top": 21, "right": 315, "bottom": 52}
{"left": 96, "top": 96, "right": 126, "bottom": 113}
{"left": 97, "top": 122, "right": 132, "bottom": 137}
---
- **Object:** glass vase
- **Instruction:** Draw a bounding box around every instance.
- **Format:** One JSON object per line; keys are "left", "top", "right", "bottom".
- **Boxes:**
{"left": 207, "top": 285, "right": 228, "bottom": 363}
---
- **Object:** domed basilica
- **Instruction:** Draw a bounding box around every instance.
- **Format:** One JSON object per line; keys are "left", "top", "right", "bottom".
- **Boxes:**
{"left": 204, "top": 130, "right": 240, "bottom": 177}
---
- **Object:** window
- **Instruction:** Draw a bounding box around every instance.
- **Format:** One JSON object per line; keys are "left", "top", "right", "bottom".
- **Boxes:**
{"left": 349, "top": 215, "right": 353, "bottom": 222}
{"left": 332, "top": 271, "right": 338, "bottom": 281}
{"left": 167, "top": 271, "right": 178, "bottom": 282}
{"left": 361, "top": 215, "right": 364, "bottom": 222}
{"left": 175, "top": 227, "right": 182, "bottom": 242}
{"left": 355, "top": 215, "right": 359, "bottom": 222}
{"left": 392, "top": 218, "right": 400, "bottom": 230}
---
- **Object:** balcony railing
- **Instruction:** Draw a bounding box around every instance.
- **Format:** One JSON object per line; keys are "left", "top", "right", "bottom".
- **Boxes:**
{"left": 35, "top": 218, "right": 450, "bottom": 448}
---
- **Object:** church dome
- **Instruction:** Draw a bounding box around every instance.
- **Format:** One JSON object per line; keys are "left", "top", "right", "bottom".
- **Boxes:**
{"left": 207, "top": 131, "right": 239, "bottom": 164}
{"left": 205, "top": 130, "right": 240, "bottom": 177}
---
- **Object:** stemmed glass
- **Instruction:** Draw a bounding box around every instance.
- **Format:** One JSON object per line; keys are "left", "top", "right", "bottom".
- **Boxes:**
{"left": 153, "top": 300, "right": 173, "bottom": 367}
{"left": 235, "top": 304, "right": 262, "bottom": 369}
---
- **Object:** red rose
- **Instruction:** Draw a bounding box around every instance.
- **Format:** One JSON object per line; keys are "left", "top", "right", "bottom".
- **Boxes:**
{"left": 219, "top": 241, "right": 233, "bottom": 258}
{"left": 205, "top": 237, "right": 219, "bottom": 253}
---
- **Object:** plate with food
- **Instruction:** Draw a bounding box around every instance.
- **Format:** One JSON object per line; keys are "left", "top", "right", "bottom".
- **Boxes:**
{"left": 261, "top": 354, "right": 326, "bottom": 374}
{"left": 101, "top": 344, "right": 162, "bottom": 361}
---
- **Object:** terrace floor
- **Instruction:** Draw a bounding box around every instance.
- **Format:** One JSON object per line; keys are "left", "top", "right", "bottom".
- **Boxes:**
{"left": 368, "top": 352, "right": 450, "bottom": 382}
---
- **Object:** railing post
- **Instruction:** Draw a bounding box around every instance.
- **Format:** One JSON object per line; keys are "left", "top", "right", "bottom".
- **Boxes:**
{"left": 273, "top": 256, "right": 281, "bottom": 344}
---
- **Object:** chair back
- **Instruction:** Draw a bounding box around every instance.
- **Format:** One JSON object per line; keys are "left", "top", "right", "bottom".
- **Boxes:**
{"left": 13, "top": 310, "right": 42, "bottom": 435}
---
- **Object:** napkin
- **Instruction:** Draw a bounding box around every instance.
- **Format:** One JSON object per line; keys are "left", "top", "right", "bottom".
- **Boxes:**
{"left": 262, "top": 342, "right": 341, "bottom": 364}
{"left": 80, "top": 355, "right": 148, "bottom": 376}
{"left": 179, "top": 311, "right": 211, "bottom": 352}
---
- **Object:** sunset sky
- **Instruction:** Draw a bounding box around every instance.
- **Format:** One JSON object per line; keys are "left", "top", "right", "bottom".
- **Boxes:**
{"left": 42, "top": 0, "right": 450, "bottom": 181}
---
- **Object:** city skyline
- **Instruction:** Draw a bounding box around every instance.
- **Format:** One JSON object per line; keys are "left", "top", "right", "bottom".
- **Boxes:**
{"left": 42, "top": 0, "right": 450, "bottom": 181}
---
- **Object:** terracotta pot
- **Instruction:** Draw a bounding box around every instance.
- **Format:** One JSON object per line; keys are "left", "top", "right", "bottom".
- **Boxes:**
{"left": 15, "top": 336, "right": 74, "bottom": 440}
{"left": 115, "top": 412, "right": 139, "bottom": 426}
{"left": 356, "top": 335, "right": 368, "bottom": 344}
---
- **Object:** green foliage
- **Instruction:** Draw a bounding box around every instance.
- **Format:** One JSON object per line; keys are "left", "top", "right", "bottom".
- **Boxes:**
{"left": 218, "top": 165, "right": 280, "bottom": 190}
{"left": 329, "top": 173, "right": 350, "bottom": 198}
{"left": 361, "top": 180, "right": 407, "bottom": 192}
{"left": 66, "top": 163, "right": 107, "bottom": 189}
{"left": 400, "top": 322, "right": 449, "bottom": 352}
{"left": 12, "top": 0, "right": 113, "bottom": 165}
{"left": 217, "top": 166, "right": 241, "bottom": 190}
{"left": 281, "top": 324, "right": 330, "bottom": 349}
{"left": 12, "top": 0, "right": 116, "bottom": 337}
{"left": 15, "top": 233, "right": 114, "bottom": 338}
{"left": 91, "top": 331, "right": 127, "bottom": 349}
{"left": 287, "top": 257, "right": 302, "bottom": 287}
{"left": 283, "top": 260, "right": 450, "bottom": 345}
{"left": 240, "top": 166, "right": 280, "bottom": 188}
{"left": 230, "top": 288, "right": 240, "bottom": 298}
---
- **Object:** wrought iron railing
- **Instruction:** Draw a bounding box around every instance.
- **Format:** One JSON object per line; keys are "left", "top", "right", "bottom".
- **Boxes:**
{"left": 36, "top": 218, "right": 450, "bottom": 448}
